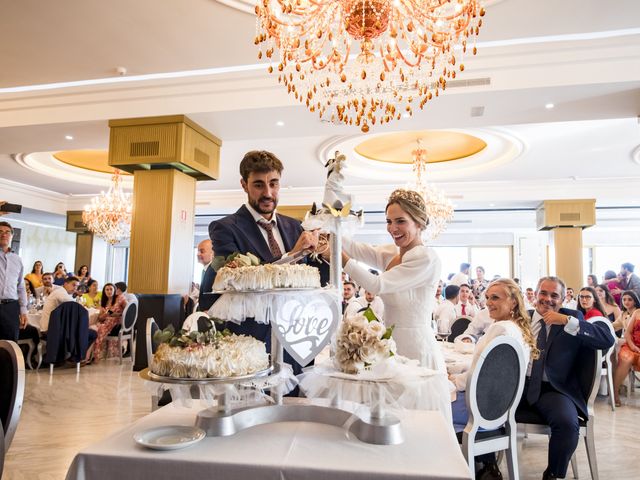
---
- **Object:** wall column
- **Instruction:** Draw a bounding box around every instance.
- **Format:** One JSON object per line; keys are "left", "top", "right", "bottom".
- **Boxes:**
{"left": 536, "top": 199, "right": 595, "bottom": 291}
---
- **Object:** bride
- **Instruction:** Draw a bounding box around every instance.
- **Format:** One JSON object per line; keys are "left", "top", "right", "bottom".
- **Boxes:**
{"left": 330, "top": 189, "right": 445, "bottom": 372}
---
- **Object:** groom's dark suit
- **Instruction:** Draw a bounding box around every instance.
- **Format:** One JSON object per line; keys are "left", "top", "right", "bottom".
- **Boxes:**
{"left": 208, "top": 205, "right": 306, "bottom": 376}
{"left": 516, "top": 308, "right": 614, "bottom": 477}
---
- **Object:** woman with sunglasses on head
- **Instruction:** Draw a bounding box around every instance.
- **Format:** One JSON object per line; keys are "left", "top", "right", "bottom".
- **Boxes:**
{"left": 595, "top": 284, "right": 622, "bottom": 325}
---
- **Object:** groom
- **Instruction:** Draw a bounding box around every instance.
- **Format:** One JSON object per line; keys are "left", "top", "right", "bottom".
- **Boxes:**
{"left": 208, "top": 150, "right": 320, "bottom": 375}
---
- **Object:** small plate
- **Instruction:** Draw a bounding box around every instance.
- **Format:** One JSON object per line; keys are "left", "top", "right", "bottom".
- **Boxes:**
{"left": 134, "top": 426, "right": 205, "bottom": 450}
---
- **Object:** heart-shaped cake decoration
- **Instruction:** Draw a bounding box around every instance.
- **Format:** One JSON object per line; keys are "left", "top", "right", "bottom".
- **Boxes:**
{"left": 272, "top": 292, "right": 340, "bottom": 367}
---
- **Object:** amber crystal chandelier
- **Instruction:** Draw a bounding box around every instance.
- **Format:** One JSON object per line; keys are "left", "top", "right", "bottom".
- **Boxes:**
{"left": 410, "top": 138, "right": 454, "bottom": 239}
{"left": 82, "top": 170, "right": 132, "bottom": 245}
{"left": 255, "top": 0, "right": 485, "bottom": 132}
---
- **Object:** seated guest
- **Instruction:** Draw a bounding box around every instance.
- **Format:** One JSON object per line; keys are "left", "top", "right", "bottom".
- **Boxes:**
{"left": 34, "top": 272, "right": 58, "bottom": 303}
{"left": 433, "top": 284, "right": 459, "bottom": 334}
{"left": 451, "top": 278, "right": 538, "bottom": 480}
{"left": 576, "top": 286, "right": 607, "bottom": 320}
{"left": 39, "top": 276, "right": 80, "bottom": 332}
{"left": 449, "top": 262, "right": 471, "bottom": 287}
{"left": 434, "top": 280, "right": 444, "bottom": 305}
{"left": 613, "top": 308, "right": 640, "bottom": 406}
{"left": 81, "top": 279, "right": 102, "bottom": 308}
{"left": 595, "top": 284, "right": 621, "bottom": 323}
{"left": 455, "top": 283, "right": 479, "bottom": 318}
{"left": 115, "top": 281, "right": 136, "bottom": 304}
{"left": 516, "top": 276, "right": 614, "bottom": 480}
{"left": 24, "top": 260, "right": 44, "bottom": 289}
{"left": 524, "top": 287, "right": 536, "bottom": 310}
{"left": 456, "top": 307, "right": 493, "bottom": 343}
{"left": 75, "top": 265, "right": 91, "bottom": 294}
{"left": 342, "top": 280, "right": 357, "bottom": 313}
{"left": 344, "top": 290, "right": 385, "bottom": 321}
{"left": 562, "top": 287, "right": 577, "bottom": 310}
{"left": 612, "top": 290, "right": 640, "bottom": 332}
{"left": 603, "top": 270, "right": 623, "bottom": 306}
{"left": 92, "top": 283, "right": 127, "bottom": 363}
{"left": 52, "top": 262, "right": 70, "bottom": 286}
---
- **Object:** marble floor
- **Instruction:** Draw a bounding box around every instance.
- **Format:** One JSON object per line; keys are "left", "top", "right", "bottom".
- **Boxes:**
{"left": 3, "top": 361, "right": 640, "bottom": 480}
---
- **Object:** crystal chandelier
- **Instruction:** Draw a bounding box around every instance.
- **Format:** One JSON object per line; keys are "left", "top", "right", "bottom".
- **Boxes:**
{"left": 255, "top": 0, "right": 485, "bottom": 132}
{"left": 410, "top": 138, "right": 454, "bottom": 239}
{"left": 82, "top": 170, "right": 132, "bottom": 245}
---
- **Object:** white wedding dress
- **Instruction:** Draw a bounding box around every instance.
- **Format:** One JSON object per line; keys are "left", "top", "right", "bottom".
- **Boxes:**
{"left": 342, "top": 238, "right": 446, "bottom": 373}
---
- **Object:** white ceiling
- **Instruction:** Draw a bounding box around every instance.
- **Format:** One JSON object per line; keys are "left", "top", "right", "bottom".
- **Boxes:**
{"left": 1, "top": 0, "right": 640, "bottom": 233}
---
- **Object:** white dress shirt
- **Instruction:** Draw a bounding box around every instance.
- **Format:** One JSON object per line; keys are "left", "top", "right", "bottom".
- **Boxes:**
{"left": 433, "top": 299, "right": 457, "bottom": 334}
{"left": 245, "top": 203, "right": 286, "bottom": 256}
{"left": 0, "top": 249, "right": 28, "bottom": 314}
{"left": 449, "top": 272, "right": 469, "bottom": 287}
{"left": 456, "top": 308, "right": 494, "bottom": 343}
{"left": 344, "top": 296, "right": 385, "bottom": 322}
{"left": 39, "top": 287, "right": 74, "bottom": 332}
{"left": 562, "top": 298, "right": 577, "bottom": 310}
{"left": 527, "top": 309, "right": 580, "bottom": 378}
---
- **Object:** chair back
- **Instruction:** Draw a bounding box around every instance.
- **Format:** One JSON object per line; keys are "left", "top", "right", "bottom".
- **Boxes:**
{"left": 465, "top": 335, "right": 526, "bottom": 432}
{"left": 579, "top": 317, "right": 610, "bottom": 416}
{"left": 146, "top": 318, "right": 159, "bottom": 368}
{"left": 448, "top": 316, "right": 472, "bottom": 342}
{"left": 121, "top": 302, "right": 138, "bottom": 334}
{"left": 44, "top": 301, "right": 89, "bottom": 363}
{"left": 0, "top": 340, "right": 25, "bottom": 452}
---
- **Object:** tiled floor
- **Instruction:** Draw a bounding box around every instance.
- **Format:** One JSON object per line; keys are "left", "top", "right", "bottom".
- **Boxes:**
{"left": 3, "top": 361, "right": 640, "bottom": 479}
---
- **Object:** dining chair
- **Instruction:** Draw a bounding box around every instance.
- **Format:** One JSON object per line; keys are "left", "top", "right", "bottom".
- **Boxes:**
{"left": 0, "top": 340, "right": 26, "bottom": 453}
{"left": 448, "top": 316, "right": 472, "bottom": 343}
{"left": 44, "top": 301, "right": 90, "bottom": 374}
{"left": 16, "top": 338, "right": 35, "bottom": 370}
{"left": 146, "top": 318, "right": 164, "bottom": 411}
{"left": 459, "top": 335, "right": 527, "bottom": 480}
{"left": 106, "top": 302, "right": 138, "bottom": 364}
{"left": 516, "top": 317, "right": 607, "bottom": 480}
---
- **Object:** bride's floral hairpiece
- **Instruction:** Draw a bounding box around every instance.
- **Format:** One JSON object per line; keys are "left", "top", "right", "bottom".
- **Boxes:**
{"left": 387, "top": 189, "right": 429, "bottom": 229}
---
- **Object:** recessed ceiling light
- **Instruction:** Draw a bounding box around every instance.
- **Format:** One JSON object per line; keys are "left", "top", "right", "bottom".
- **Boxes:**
{"left": 545, "top": 103, "right": 555, "bottom": 109}
{"left": 402, "top": 113, "right": 411, "bottom": 118}
{"left": 65, "top": 135, "right": 74, "bottom": 140}
{"left": 276, "top": 121, "right": 285, "bottom": 127}
{"left": 489, "top": 203, "right": 495, "bottom": 207}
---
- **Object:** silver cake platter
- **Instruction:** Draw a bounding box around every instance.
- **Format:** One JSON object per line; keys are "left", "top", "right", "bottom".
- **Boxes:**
{"left": 140, "top": 366, "right": 274, "bottom": 385}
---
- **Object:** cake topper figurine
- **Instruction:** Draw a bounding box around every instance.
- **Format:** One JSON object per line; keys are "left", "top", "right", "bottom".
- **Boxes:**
{"left": 323, "top": 150, "right": 352, "bottom": 209}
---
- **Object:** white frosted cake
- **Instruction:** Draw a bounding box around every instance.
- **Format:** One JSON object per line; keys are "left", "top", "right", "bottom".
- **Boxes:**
{"left": 213, "top": 263, "right": 320, "bottom": 291}
{"left": 151, "top": 334, "right": 269, "bottom": 379}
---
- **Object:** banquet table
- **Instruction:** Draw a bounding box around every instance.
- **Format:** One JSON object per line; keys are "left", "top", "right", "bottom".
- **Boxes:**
{"left": 65, "top": 400, "right": 472, "bottom": 480}
{"left": 440, "top": 342, "right": 474, "bottom": 375}
{"left": 27, "top": 307, "right": 99, "bottom": 331}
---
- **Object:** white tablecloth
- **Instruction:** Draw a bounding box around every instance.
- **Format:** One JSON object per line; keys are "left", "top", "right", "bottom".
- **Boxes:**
{"left": 441, "top": 342, "right": 474, "bottom": 375}
{"left": 27, "top": 308, "right": 99, "bottom": 331}
{"left": 66, "top": 400, "right": 471, "bottom": 480}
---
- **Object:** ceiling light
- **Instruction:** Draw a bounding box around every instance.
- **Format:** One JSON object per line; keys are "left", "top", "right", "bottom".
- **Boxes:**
{"left": 489, "top": 203, "right": 495, "bottom": 207}
{"left": 545, "top": 103, "right": 555, "bottom": 109}
{"left": 255, "top": 0, "right": 486, "bottom": 132}
{"left": 276, "top": 121, "right": 285, "bottom": 127}
{"left": 402, "top": 113, "right": 411, "bottom": 119}
{"left": 65, "top": 135, "right": 74, "bottom": 140}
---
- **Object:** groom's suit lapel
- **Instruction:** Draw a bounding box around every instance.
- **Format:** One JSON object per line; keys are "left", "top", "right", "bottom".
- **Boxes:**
{"left": 236, "top": 205, "right": 273, "bottom": 262}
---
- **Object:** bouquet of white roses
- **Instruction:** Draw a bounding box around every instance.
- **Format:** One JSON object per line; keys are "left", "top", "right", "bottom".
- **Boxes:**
{"left": 334, "top": 307, "right": 396, "bottom": 374}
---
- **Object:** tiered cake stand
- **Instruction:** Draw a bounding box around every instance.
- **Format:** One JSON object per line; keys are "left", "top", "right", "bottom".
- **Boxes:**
{"left": 143, "top": 216, "right": 404, "bottom": 445}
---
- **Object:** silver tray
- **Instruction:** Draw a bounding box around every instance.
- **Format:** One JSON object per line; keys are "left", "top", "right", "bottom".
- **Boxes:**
{"left": 139, "top": 365, "right": 274, "bottom": 385}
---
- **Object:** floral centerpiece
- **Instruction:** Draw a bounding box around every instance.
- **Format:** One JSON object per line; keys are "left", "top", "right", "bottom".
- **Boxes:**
{"left": 334, "top": 308, "right": 396, "bottom": 374}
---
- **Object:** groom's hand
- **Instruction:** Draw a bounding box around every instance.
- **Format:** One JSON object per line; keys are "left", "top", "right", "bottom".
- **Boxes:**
{"left": 290, "top": 230, "right": 319, "bottom": 254}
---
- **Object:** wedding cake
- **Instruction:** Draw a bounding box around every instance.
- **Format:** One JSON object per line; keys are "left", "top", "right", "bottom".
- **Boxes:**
{"left": 213, "top": 263, "right": 320, "bottom": 291}
{"left": 150, "top": 326, "right": 269, "bottom": 379}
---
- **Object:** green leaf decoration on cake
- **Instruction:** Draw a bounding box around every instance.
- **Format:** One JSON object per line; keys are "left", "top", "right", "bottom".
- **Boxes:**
{"left": 382, "top": 324, "right": 395, "bottom": 340}
{"left": 212, "top": 252, "right": 262, "bottom": 271}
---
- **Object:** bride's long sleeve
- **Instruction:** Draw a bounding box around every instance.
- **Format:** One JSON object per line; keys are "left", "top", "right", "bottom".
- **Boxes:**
{"left": 344, "top": 244, "right": 441, "bottom": 296}
{"left": 341, "top": 237, "right": 391, "bottom": 272}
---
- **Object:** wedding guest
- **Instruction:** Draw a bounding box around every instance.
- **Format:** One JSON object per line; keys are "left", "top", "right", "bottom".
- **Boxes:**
{"left": 562, "top": 287, "right": 577, "bottom": 310}
{"left": 0, "top": 221, "right": 28, "bottom": 341}
{"left": 604, "top": 270, "right": 623, "bottom": 305}
{"left": 451, "top": 278, "right": 538, "bottom": 480}
{"left": 612, "top": 291, "right": 640, "bottom": 333}
{"left": 52, "top": 262, "right": 70, "bottom": 286}
{"left": 586, "top": 274, "right": 598, "bottom": 289}
{"left": 595, "top": 284, "right": 621, "bottom": 324}
{"left": 39, "top": 276, "right": 80, "bottom": 332}
{"left": 577, "top": 286, "right": 607, "bottom": 320}
{"left": 457, "top": 307, "right": 494, "bottom": 343}
{"left": 92, "top": 283, "right": 127, "bottom": 363}
{"left": 473, "top": 266, "right": 489, "bottom": 303}
{"left": 434, "top": 280, "right": 444, "bottom": 305}
{"left": 195, "top": 239, "right": 216, "bottom": 312}
{"left": 613, "top": 308, "right": 640, "bottom": 406}
{"left": 115, "top": 281, "right": 136, "bottom": 304}
{"left": 34, "top": 272, "right": 58, "bottom": 302}
{"left": 434, "top": 284, "right": 459, "bottom": 335}
{"left": 24, "top": 260, "right": 44, "bottom": 289}
{"left": 342, "top": 281, "right": 357, "bottom": 313}
{"left": 455, "top": 283, "right": 478, "bottom": 318}
{"left": 81, "top": 279, "right": 102, "bottom": 308}
{"left": 75, "top": 265, "right": 91, "bottom": 294}
{"left": 619, "top": 262, "right": 640, "bottom": 298}
{"left": 524, "top": 287, "right": 536, "bottom": 310}
{"left": 450, "top": 263, "right": 471, "bottom": 287}
{"left": 344, "top": 289, "right": 385, "bottom": 321}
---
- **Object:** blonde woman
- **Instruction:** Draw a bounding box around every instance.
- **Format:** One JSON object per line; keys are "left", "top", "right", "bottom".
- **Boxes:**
{"left": 451, "top": 278, "right": 539, "bottom": 480}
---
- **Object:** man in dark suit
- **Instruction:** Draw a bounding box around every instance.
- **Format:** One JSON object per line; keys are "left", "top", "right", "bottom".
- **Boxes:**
{"left": 195, "top": 239, "right": 216, "bottom": 312}
{"left": 208, "top": 150, "right": 320, "bottom": 376}
{"left": 620, "top": 262, "right": 640, "bottom": 298}
{"left": 517, "top": 276, "right": 614, "bottom": 480}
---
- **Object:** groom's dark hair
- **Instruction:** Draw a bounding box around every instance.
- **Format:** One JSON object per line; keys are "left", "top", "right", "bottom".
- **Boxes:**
{"left": 240, "top": 150, "right": 284, "bottom": 181}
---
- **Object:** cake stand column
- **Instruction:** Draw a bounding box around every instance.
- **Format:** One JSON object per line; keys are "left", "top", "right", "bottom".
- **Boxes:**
{"left": 268, "top": 303, "right": 284, "bottom": 406}
{"left": 330, "top": 217, "right": 343, "bottom": 290}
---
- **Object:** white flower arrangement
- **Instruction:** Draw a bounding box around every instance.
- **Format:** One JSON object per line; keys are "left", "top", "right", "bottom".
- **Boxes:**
{"left": 334, "top": 307, "right": 396, "bottom": 374}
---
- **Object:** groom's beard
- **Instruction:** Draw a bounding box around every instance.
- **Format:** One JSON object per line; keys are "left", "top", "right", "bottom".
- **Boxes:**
{"left": 250, "top": 195, "right": 278, "bottom": 216}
